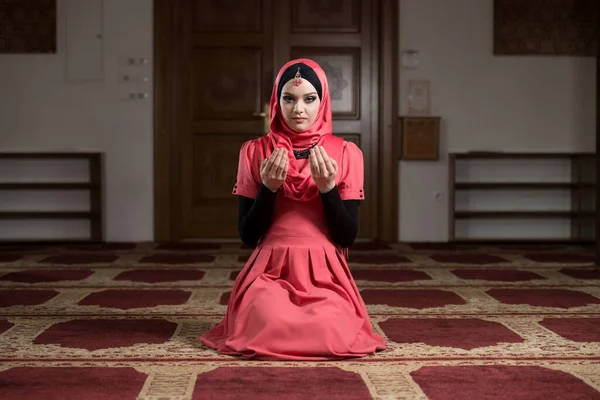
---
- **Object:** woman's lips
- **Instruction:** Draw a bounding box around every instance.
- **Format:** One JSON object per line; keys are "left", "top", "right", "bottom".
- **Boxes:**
{"left": 293, "top": 118, "right": 307, "bottom": 123}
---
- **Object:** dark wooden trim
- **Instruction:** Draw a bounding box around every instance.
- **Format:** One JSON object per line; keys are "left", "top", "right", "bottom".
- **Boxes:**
{"left": 0, "top": 240, "right": 105, "bottom": 246}
{"left": 368, "top": 0, "right": 380, "bottom": 241}
{"left": 89, "top": 152, "right": 103, "bottom": 241}
{"left": 0, "top": 183, "right": 99, "bottom": 189}
{"left": 596, "top": 1, "right": 600, "bottom": 265}
{"left": 0, "top": 212, "right": 98, "bottom": 219}
{"left": 453, "top": 152, "right": 594, "bottom": 159}
{"left": 448, "top": 153, "right": 456, "bottom": 241}
{"left": 453, "top": 239, "right": 591, "bottom": 244}
{"left": 454, "top": 183, "right": 588, "bottom": 189}
{"left": 153, "top": 0, "right": 171, "bottom": 242}
{"left": 378, "top": 0, "right": 399, "bottom": 242}
{"left": 455, "top": 211, "right": 583, "bottom": 218}
{"left": 0, "top": 152, "right": 101, "bottom": 158}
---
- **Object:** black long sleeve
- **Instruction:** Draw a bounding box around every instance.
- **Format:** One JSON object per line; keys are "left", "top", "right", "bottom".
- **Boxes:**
{"left": 319, "top": 185, "right": 359, "bottom": 247}
{"left": 237, "top": 184, "right": 277, "bottom": 247}
{"left": 237, "top": 184, "right": 359, "bottom": 248}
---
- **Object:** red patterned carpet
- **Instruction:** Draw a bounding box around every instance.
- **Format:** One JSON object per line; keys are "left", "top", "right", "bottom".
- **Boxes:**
{"left": 0, "top": 242, "right": 599, "bottom": 399}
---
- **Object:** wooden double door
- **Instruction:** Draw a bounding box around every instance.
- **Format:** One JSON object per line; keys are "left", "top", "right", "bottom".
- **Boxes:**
{"left": 155, "top": 0, "right": 397, "bottom": 241}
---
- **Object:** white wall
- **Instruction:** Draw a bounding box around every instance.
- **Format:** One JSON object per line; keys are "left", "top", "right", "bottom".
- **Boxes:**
{"left": 398, "top": 0, "right": 596, "bottom": 242}
{"left": 0, "top": 0, "right": 153, "bottom": 241}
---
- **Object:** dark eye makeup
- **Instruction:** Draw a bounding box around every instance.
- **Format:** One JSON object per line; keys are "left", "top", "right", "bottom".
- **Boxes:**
{"left": 282, "top": 93, "right": 318, "bottom": 103}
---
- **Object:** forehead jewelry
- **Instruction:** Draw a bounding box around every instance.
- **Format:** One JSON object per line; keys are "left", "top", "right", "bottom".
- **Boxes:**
{"left": 292, "top": 67, "right": 303, "bottom": 86}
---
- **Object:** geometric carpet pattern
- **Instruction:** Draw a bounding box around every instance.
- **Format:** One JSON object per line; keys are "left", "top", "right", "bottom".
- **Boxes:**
{"left": 1, "top": 241, "right": 599, "bottom": 399}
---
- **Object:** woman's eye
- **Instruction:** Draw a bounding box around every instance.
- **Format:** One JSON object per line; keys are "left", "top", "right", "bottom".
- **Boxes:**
{"left": 283, "top": 96, "right": 294, "bottom": 102}
{"left": 305, "top": 96, "right": 316, "bottom": 103}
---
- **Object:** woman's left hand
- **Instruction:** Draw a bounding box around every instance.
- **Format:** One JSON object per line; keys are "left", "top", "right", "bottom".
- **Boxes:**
{"left": 310, "top": 146, "right": 338, "bottom": 193}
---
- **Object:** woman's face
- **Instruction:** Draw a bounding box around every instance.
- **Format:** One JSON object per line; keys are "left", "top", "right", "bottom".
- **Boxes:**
{"left": 279, "top": 78, "right": 321, "bottom": 133}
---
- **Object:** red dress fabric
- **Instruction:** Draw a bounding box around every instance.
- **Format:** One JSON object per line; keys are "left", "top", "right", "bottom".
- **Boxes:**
{"left": 200, "top": 59, "right": 387, "bottom": 360}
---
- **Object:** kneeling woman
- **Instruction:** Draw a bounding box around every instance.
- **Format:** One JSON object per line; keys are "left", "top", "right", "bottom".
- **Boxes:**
{"left": 200, "top": 58, "right": 387, "bottom": 361}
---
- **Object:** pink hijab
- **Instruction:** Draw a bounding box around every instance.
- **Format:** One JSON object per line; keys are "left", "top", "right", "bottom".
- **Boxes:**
{"left": 267, "top": 58, "right": 344, "bottom": 202}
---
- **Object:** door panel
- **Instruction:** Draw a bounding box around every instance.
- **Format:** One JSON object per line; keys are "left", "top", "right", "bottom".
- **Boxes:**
{"left": 178, "top": 0, "right": 272, "bottom": 239}
{"left": 192, "top": 0, "right": 263, "bottom": 32}
{"left": 191, "top": 48, "right": 264, "bottom": 119}
{"left": 291, "top": 0, "right": 360, "bottom": 33}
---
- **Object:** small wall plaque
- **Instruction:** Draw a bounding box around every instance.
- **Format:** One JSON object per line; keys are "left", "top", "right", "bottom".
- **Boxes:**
{"left": 400, "top": 116, "right": 440, "bottom": 160}
{"left": 407, "top": 79, "right": 431, "bottom": 115}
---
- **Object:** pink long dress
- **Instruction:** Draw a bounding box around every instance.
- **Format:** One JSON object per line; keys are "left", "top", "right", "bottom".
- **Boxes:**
{"left": 200, "top": 139, "right": 387, "bottom": 361}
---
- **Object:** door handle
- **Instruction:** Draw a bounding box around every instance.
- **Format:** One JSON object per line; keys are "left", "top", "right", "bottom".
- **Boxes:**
{"left": 253, "top": 103, "right": 270, "bottom": 134}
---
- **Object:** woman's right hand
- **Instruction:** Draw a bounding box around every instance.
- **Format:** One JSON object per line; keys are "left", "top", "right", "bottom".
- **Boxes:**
{"left": 261, "top": 148, "right": 289, "bottom": 192}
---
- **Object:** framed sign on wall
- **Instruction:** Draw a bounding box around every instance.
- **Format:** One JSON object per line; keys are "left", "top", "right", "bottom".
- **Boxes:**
{"left": 493, "top": 0, "right": 597, "bottom": 56}
{"left": 0, "top": 0, "right": 57, "bottom": 54}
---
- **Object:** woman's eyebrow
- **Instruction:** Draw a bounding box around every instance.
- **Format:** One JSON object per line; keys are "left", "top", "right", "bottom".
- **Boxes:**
{"left": 282, "top": 92, "right": 318, "bottom": 96}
